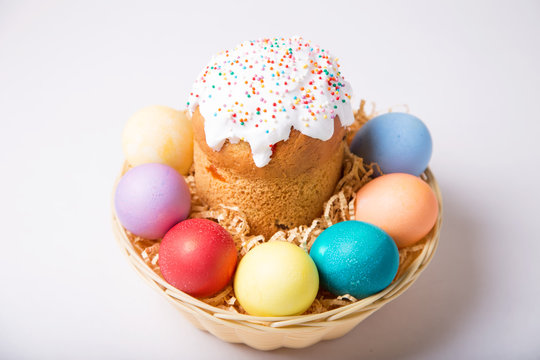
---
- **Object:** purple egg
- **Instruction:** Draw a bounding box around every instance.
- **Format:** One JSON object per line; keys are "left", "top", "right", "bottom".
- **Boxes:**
{"left": 114, "top": 163, "right": 191, "bottom": 239}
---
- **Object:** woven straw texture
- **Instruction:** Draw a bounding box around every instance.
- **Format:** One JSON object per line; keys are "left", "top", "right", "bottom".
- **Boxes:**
{"left": 111, "top": 103, "right": 442, "bottom": 350}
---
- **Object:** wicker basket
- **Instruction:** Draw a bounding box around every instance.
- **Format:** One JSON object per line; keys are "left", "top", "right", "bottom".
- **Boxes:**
{"left": 111, "top": 165, "right": 442, "bottom": 350}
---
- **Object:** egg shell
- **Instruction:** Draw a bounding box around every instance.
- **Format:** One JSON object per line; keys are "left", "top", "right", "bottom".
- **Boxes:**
{"left": 350, "top": 112, "right": 432, "bottom": 176}
{"left": 310, "top": 221, "right": 399, "bottom": 298}
{"left": 159, "top": 219, "right": 237, "bottom": 298}
{"left": 234, "top": 241, "right": 319, "bottom": 317}
{"left": 355, "top": 173, "right": 439, "bottom": 248}
{"left": 122, "top": 105, "right": 193, "bottom": 175}
{"left": 114, "top": 163, "right": 191, "bottom": 239}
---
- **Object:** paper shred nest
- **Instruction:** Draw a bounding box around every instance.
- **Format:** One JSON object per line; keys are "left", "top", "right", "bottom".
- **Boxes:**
{"left": 126, "top": 100, "right": 428, "bottom": 315}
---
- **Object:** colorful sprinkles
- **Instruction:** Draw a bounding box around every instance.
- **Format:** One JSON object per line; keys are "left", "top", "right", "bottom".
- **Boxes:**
{"left": 187, "top": 37, "right": 354, "bottom": 167}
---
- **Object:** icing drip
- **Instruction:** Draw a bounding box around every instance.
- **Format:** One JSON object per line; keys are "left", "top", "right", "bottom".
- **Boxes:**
{"left": 187, "top": 37, "right": 354, "bottom": 167}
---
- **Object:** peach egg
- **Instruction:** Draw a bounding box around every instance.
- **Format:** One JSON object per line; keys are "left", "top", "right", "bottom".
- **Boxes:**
{"left": 122, "top": 105, "right": 193, "bottom": 175}
{"left": 355, "top": 173, "right": 439, "bottom": 248}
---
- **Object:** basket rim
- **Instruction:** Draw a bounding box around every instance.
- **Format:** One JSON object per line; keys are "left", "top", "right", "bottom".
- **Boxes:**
{"left": 112, "top": 166, "right": 442, "bottom": 328}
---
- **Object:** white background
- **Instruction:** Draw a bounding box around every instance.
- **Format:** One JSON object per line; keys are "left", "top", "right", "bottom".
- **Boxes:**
{"left": 1, "top": 1, "right": 539, "bottom": 359}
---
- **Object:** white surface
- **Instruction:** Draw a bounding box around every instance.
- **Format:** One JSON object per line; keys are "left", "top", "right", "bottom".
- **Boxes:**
{"left": 1, "top": 1, "right": 539, "bottom": 359}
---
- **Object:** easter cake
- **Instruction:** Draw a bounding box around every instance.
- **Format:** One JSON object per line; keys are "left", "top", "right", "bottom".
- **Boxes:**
{"left": 187, "top": 37, "right": 353, "bottom": 237}
{"left": 112, "top": 36, "right": 442, "bottom": 350}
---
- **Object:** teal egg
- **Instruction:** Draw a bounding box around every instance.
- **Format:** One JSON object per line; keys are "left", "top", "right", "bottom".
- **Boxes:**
{"left": 310, "top": 221, "right": 399, "bottom": 298}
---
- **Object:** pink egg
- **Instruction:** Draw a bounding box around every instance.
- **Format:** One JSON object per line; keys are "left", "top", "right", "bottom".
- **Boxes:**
{"left": 114, "top": 163, "right": 191, "bottom": 239}
{"left": 355, "top": 173, "right": 439, "bottom": 248}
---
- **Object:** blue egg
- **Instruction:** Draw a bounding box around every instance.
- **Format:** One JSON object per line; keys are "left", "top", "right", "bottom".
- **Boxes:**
{"left": 350, "top": 112, "right": 432, "bottom": 176}
{"left": 310, "top": 221, "right": 399, "bottom": 298}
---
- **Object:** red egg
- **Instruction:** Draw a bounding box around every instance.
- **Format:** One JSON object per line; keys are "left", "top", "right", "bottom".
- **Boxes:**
{"left": 158, "top": 219, "right": 238, "bottom": 298}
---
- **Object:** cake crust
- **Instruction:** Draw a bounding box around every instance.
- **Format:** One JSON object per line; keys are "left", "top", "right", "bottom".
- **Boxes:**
{"left": 192, "top": 107, "right": 346, "bottom": 179}
{"left": 192, "top": 107, "right": 346, "bottom": 237}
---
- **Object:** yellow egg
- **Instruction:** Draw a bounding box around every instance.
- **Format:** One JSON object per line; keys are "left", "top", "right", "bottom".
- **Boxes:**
{"left": 234, "top": 241, "right": 319, "bottom": 317}
{"left": 122, "top": 105, "right": 193, "bottom": 175}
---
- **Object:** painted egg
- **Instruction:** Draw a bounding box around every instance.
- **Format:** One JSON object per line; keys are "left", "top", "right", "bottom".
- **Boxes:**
{"left": 159, "top": 219, "right": 237, "bottom": 298}
{"left": 310, "top": 221, "right": 399, "bottom": 298}
{"left": 234, "top": 241, "right": 319, "bottom": 316}
{"left": 114, "top": 163, "right": 191, "bottom": 239}
{"left": 350, "top": 112, "right": 432, "bottom": 176}
{"left": 355, "top": 173, "right": 439, "bottom": 248}
{"left": 122, "top": 105, "right": 193, "bottom": 175}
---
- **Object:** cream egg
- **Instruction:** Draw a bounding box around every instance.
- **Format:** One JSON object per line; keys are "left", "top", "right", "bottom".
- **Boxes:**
{"left": 122, "top": 105, "right": 193, "bottom": 175}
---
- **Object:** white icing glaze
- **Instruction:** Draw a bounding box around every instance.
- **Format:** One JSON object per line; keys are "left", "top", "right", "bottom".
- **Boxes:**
{"left": 187, "top": 37, "right": 354, "bottom": 167}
